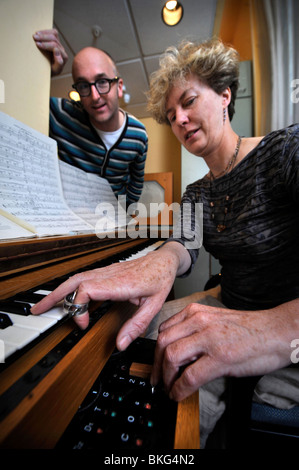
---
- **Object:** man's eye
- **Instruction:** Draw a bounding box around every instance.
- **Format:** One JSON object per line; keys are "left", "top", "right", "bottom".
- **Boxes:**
{"left": 96, "top": 79, "right": 108, "bottom": 86}
{"left": 78, "top": 82, "right": 89, "bottom": 90}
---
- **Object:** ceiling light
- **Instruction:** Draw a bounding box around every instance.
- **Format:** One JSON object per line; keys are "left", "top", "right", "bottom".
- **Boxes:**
{"left": 162, "top": 1, "right": 183, "bottom": 26}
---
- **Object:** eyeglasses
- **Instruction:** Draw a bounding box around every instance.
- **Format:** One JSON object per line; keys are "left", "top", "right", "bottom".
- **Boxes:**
{"left": 72, "top": 77, "right": 119, "bottom": 97}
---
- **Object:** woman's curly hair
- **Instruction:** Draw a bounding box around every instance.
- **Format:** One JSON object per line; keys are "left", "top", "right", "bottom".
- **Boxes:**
{"left": 147, "top": 38, "right": 240, "bottom": 125}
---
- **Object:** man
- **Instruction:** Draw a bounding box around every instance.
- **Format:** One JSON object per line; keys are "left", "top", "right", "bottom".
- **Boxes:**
{"left": 33, "top": 29, "right": 148, "bottom": 207}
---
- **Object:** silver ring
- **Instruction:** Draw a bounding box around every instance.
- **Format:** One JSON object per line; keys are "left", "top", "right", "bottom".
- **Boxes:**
{"left": 63, "top": 290, "right": 89, "bottom": 317}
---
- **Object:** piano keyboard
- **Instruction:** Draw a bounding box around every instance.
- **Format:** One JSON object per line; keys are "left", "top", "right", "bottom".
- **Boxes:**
{"left": 0, "top": 240, "right": 164, "bottom": 363}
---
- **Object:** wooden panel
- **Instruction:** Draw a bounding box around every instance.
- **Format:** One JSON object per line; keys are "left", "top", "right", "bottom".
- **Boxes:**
{"left": 0, "top": 301, "right": 137, "bottom": 448}
{"left": 0, "top": 320, "right": 74, "bottom": 396}
{"left": 0, "top": 237, "right": 150, "bottom": 300}
{"left": 174, "top": 391, "right": 200, "bottom": 449}
{"left": 136, "top": 172, "right": 174, "bottom": 226}
{"left": 0, "top": 234, "right": 142, "bottom": 277}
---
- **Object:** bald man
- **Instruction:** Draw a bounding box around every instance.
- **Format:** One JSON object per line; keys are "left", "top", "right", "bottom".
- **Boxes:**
{"left": 34, "top": 29, "right": 148, "bottom": 207}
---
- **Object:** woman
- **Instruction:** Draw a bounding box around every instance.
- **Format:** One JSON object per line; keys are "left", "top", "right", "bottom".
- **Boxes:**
{"left": 32, "top": 38, "right": 299, "bottom": 446}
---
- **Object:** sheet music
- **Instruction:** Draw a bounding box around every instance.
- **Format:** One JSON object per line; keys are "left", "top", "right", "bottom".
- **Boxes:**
{"left": 0, "top": 213, "right": 35, "bottom": 239}
{"left": 59, "top": 160, "right": 126, "bottom": 229}
{"left": 0, "top": 111, "right": 93, "bottom": 238}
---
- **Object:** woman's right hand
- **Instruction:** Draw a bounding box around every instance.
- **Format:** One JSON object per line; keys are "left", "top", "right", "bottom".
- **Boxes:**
{"left": 31, "top": 242, "right": 188, "bottom": 351}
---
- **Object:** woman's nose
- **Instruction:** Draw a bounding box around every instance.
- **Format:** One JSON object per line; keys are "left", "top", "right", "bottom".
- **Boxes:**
{"left": 176, "top": 108, "right": 189, "bottom": 126}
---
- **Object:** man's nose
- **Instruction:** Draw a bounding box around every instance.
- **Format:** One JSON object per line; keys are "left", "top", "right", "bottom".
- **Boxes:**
{"left": 90, "top": 83, "right": 101, "bottom": 99}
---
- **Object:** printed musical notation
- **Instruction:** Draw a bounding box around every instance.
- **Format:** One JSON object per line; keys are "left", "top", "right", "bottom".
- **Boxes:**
{"left": 0, "top": 111, "right": 120, "bottom": 240}
{"left": 0, "top": 213, "right": 36, "bottom": 239}
{"left": 59, "top": 161, "right": 121, "bottom": 228}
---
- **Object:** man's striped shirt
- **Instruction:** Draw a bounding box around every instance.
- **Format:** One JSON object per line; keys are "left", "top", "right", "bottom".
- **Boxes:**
{"left": 49, "top": 97, "right": 148, "bottom": 206}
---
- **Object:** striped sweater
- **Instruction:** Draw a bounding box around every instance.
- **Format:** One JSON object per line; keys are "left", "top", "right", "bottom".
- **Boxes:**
{"left": 49, "top": 97, "right": 148, "bottom": 206}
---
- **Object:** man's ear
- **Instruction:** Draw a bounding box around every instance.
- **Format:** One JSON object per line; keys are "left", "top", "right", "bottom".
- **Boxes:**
{"left": 117, "top": 78, "right": 124, "bottom": 99}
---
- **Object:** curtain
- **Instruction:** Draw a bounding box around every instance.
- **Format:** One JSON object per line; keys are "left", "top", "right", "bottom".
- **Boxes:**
{"left": 250, "top": 0, "right": 299, "bottom": 136}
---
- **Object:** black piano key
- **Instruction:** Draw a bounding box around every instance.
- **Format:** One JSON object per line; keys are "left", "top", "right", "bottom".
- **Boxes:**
{"left": 36, "top": 277, "right": 68, "bottom": 291}
{"left": 0, "top": 301, "right": 32, "bottom": 316}
{"left": 13, "top": 292, "right": 47, "bottom": 303}
{"left": 0, "top": 312, "right": 13, "bottom": 329}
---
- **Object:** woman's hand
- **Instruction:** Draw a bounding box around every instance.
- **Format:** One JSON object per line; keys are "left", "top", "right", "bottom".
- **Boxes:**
{"left": 151, "top": 300, "right": 299, "bottom": 401}
{"left": 31, "top": 243, "right": 187, "bottom": 351}
{"left": 33, "top": 29, "right": 68, "bottom": 76}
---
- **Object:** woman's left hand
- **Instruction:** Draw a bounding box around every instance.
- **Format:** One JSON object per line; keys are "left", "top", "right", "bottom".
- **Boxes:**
{"left": 151, "top": 300, "right": 298, "bottom": 401}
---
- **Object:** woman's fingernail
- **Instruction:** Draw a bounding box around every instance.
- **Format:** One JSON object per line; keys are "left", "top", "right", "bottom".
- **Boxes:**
{"left": 118, "top": 335, "right": 130, "bottom": 351}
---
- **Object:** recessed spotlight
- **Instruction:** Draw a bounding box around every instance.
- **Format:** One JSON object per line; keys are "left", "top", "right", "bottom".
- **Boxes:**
{"left": 162, "top": 1, "right": 183, "bottom": 26}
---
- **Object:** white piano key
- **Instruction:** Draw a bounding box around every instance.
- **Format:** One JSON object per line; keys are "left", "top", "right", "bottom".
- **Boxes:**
{"left": 40, "top": 301, "right": 68, "bottom": 321}
{"left": 19, "top": 300, "right": 68, "bottom": 321}
{"left": 3, "top": 342, "right": 17, "bottom": 359}
{"left": 8, "top": 313, "right": 57, "bottom": 333}
{"left": 0, "top": 325, "right": 40, "bottom": 349}
{"left": 34, "top": 289, "right": 53, "bottom": 296}
{"left": 0, "top": 303, "right": 67, "bottom": 360}
{"left": 119, "top": 240, "right": 164, "bottom": 262}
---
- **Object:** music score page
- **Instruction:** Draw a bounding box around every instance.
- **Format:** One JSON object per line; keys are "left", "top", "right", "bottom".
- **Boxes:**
{"left": 59, "top": 160, "right": 122, "bottom": 229}
{"left": 0, "top": 111, "right": 93, "bottom": 239}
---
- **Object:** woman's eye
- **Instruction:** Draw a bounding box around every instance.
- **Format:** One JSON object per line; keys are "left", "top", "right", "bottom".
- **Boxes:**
{"left": 167, "top": 113, "right": 175, "bottom": 124}
{"left": 184, "top": 97, "right": 196, "bottom": 107}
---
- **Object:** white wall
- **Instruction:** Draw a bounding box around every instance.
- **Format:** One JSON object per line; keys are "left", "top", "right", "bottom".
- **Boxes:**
{"left": 0, "top": 0, "right": 54, "bottom": 135}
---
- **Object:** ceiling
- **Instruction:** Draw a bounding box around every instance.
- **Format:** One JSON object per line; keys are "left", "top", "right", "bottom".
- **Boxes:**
{"left": 51, "top": 0, "right": 219, "bottom": 118}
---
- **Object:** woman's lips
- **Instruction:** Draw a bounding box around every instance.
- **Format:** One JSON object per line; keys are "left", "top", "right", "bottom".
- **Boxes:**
{"left": 185, "top": 128, "right": 199, "bottom": 142}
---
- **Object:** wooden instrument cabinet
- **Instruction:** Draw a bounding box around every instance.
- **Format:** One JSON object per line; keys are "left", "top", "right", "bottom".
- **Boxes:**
{"left": 0, "top": 234, "right": 199, "bottom": 449}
